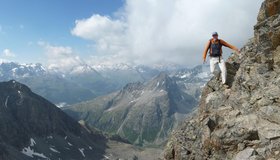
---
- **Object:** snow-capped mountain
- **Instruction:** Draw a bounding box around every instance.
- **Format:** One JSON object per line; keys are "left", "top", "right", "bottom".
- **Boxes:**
{"left": 0, "top": 62, "right": 46, "bottom": 79}
{"left": 0, "top": 61, "right": 211, "bottom": 105}
{"left": 92, "top": 62, "right": 184, "bottom": 72}
{"left": 92, "top": 63, "right": 135, "bottom": 72}
{"left": 171, "top": 64, "right": 210, "bottom": 81}
{"left": 91, "top": 62, "right": 185, "bottom": 87}
{"left": 0, "top": 62, "right": 98, "bottom": 105}
{"left": 48, "top": 62, "right": 101, "bottom": 76}
{"left": 170, "top": 65, "right": 211, "bottom": 100}
{"left": 150, "top": 62, "right": 185, "bottom": 71}
{"left": 0, "top": 62, "right": 158, "bottom": 105}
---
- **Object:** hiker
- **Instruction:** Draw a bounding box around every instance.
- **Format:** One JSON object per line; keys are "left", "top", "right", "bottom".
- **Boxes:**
{"left": 203, "top": 32, "right": 240, "bottom": 85}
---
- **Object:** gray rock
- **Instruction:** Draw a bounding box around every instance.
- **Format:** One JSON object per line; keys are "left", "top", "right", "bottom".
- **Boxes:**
{"left": 249, "top": 155, "right": 265, "bottom": 160}
{"left": 259, "top": 105, "right": 280, "bottom": 124}
{"left": 257, "top": 119, "right": 280, "bottom": 140}
{"left": 235, "top": 148, "right": 256, "bottom": 160}
{"left": 238, "top": 143, "right": 246, "bottom": 151}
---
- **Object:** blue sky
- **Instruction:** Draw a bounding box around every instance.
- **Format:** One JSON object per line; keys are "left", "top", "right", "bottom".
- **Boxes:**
{"left": 0, "top": 0, "right": 124, "bottom": 63}
{"left": 0, "top": 0, "right": 263, "bottom": 68}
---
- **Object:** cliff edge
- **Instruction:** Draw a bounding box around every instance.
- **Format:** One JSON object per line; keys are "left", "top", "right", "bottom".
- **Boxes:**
{"left": 164, "top": 0, "right": 280, "bottom": 159}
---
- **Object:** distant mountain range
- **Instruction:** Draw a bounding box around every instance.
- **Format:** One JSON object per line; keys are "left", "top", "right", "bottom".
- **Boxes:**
{"left": 0, "top": 61, "right": 210, "bottom": 106}
{"left": 0, "top": 61, "right": 211, "bottom": 158}
{"left": 170, "top": 65, "right": 211, "bottom": 100}
{"left": 63, "top": 72, "right": 199, "bottom": 146}
{"left": 0, "top": 62, "right": 100, "bottom": 105}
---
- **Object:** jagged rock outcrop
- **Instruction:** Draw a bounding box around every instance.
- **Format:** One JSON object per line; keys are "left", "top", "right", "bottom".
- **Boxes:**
{"left": 164, "top": 0, "right": 280, "bottom": 159}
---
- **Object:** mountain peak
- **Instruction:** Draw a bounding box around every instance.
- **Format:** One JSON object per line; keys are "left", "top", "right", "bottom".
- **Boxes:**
{"left": 0, "top": 80, "right": 81, "bottom": 137}
{"left": 0, "top": 62, "right": 46, "bottom": 79}
{"left": 1, "top": 80, "right": 31, "bottom": 95}
{"left": 155, "top": 72, "right": 169, "bottom": 79}
{"left": 146, "top": 72, "right": 176, "bottom": 91}
{"left": 0, "top": 80, "right": 107, "bottom": 159}
{"left": 65, "top": 71, "right": 197, "bottom": 146}
{"left": 119, "top": 81, "right": 144, "bottom": 97}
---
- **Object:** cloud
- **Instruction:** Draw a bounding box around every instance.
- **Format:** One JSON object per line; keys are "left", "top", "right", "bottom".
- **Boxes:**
{"left": 71, "top": 14, "right": 128, "bottom": 58}
{"left": 0, "top": 58, "right": 9, "bottom": 63}
{"left": 38, "top": 41, "right": 83, "bottom": 72}
{"left": 2, "top": 49, "right": 16, "bottom": 58}
{"left": 72, "top": 0, "right": 263, "bottom": 66}
{"left": 71, "top": 14, "right": 126, "bottom": 41}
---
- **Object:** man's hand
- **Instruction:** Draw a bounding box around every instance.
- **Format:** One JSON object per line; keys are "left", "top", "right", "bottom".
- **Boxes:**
{"left": 203, "top": 59, "right": 207, "bottom": 64}
{"left": 236, "top": 49, "right": 241, "bottom": 54}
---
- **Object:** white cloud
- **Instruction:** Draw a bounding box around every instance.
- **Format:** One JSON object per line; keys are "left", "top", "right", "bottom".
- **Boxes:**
{"left": 71, "top": 14, "right": 126, "bottom": 41}
{"left": 0, "top": 58, "right": 9, "bottom": 63}
{"left": 71, "top": 14, "right": 128, "bottom": 58}
{"left": 72, "top": 0, "right": 263, "bottom": 66}
{"left": 2, "top": 49, "right": 16, "bottom": 58}
{"left": 38, "top": 41, "right": 83, "bottom": 72}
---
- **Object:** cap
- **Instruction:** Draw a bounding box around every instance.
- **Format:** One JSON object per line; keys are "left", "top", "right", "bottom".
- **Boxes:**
{"left": 212, "top": 32, "right": 218, "bottom": 36}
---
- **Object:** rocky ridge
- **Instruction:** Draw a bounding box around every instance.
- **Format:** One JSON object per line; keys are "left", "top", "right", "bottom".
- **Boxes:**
{"left": 164, "top": 0, "right": 280, "bottom": 159}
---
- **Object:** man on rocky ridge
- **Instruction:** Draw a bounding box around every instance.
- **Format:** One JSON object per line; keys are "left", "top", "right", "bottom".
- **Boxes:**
{"left": 203, "top": 32, "right": 240, "bottom": 86}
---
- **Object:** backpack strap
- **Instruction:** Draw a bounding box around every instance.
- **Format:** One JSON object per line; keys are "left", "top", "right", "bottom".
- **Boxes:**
{"left": 218, "top": 39, "right": 222, "bottom": 63}
{"left": 218, "top": 40, "right": 222, "bottom": 51}
{"left": 209, "top": 39, "right": 212, "bottom": 56}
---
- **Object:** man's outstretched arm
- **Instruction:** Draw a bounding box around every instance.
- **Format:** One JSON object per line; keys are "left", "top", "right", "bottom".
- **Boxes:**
{"left": 203, "top": 41, "right": 211, "bottom": 62}
{"left": 220, "top": 39, "right": 240, "bottom": 53}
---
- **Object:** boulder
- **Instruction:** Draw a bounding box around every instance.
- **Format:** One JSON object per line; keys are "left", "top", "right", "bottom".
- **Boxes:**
{"left": 235, "top": 148, "right": 256, "bottom": 160}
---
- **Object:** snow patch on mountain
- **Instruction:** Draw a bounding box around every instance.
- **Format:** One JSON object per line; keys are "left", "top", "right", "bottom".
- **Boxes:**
{"left": 79, "top": 148, "right": 85, "bottom": 157}
{"left": 56, "top": 102, "right": 68, "bottom": 108}
{"left": 50, "top": 147, "right": 60, "bottom": 153}
{"left": 30, "top": 138, "right": 36, "bottom": 147}
{"left": 22, "top": 147, "right": 48, "bottom": 158}
{"left": 5, "top": 96, "right": 9, "bottom": 108}
{"left": 92, "top": 63, "right": 134, "bottom": 71}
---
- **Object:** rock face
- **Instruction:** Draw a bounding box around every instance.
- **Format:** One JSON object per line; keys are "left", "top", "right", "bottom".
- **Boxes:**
{"left": 164, "top": 0, "right": 280, "bottom": 159}
{"left": 64, "top": 72, "right": 197, "bottom": 146}
{"left": 0, "top": 80, "right": 108, "bottom": 160}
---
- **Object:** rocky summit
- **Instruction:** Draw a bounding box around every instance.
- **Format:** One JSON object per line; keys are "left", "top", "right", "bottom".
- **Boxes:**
{"left": 164, "top": 0, "right": 280, "bottom": 159}
{"left": 64, "top": 72, "right": 197, "bottom": 146}
{"left": 0, "top": 80, "right": 108, "bottom": 160}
